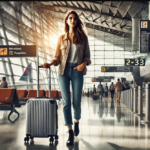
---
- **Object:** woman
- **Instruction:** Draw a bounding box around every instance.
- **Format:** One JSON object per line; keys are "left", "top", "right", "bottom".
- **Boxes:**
{"left": 104, "top": 83, "right": 108, "bottom": 98}
{"left": 43, "top": 11, "right": 91, "bottom": 145}
{"left": 109, "top": 82, "right": 115, "bottom": 99}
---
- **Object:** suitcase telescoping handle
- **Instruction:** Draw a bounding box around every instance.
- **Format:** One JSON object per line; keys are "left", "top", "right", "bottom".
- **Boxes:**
{"left": 37, "top": 65, "right": 51, "bottom": 98}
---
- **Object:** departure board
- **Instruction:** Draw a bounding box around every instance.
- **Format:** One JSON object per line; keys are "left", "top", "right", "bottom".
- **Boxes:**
{"left": 101, "top": 66, "right": 133, "bottom": 72}
{"left": 140, "top": 20, "right": 150, "bottom": 53}
{"left": 125, "top": 59, "right": 145, "bottom": 66}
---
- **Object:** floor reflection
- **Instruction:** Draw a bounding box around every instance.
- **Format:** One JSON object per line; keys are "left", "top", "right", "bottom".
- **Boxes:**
{"left": 1, "top": 96, "right": 150, "bottom": 150}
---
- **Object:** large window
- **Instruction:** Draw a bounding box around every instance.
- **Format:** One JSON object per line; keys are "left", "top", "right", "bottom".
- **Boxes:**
{"left": 0, "top": 1, "right": 60, "bottom": 90}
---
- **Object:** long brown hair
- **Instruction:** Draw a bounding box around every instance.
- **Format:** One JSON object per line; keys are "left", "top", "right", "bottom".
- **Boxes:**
{"left": 64, "top": 11, "right": 87, "bottom": 44}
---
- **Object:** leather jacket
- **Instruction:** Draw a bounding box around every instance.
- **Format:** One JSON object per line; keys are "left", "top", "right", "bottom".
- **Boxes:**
{"left": 52, "top": 32, "right": 91, "bottom": 75}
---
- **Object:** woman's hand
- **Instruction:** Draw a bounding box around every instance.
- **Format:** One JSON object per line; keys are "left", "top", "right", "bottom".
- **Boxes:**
{"left": 43, "top": 60, "right": 56, "bottom": 68}
{"left": 74, "top": 64, "right": 85, "bottom": 71}
{"left": 74, "top": 61, "right": 87, "bottom": 71}
{"left": 43, "top": 63, "right": 50, "bottom": 68}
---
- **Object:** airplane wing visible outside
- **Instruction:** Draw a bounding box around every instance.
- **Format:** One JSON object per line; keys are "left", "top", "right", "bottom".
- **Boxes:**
{"left": 19, "top": 63, "right": 32, "bottom": 82}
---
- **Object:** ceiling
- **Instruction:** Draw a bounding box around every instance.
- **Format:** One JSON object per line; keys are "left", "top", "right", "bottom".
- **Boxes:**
{"left": 29, "top": 1, "right": 148, "bottom": 38}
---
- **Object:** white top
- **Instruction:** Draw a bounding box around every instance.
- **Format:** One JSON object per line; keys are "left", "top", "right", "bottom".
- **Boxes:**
{"left": 67, "top": 42, "right": 78, "bottom": 64}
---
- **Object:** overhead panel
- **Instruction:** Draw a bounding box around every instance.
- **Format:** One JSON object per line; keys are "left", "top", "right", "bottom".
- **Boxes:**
{"left": 94, "top": 3, "right": 102, "bottom": 12}
{"left": 60, "top": 1, "right": 66, "bottom": 5}
{"left": 58, "top": 7, "right": 66, "bottom": 12}
{"left": 111, "top": 1, "right": 120, "bottom": 7}
{"left": 40, "top": 1, "right": 49, "bottom": 5}
{"left": 128, "top": 2, "right": 142, "bottom": 18}
{"left": 112, "top": 18, "right": 120, "bottom": 26}
{"left": 54, "top": 6, "right": 60, "bottom": 12}
{"left": 84, "top": 1, "right": 91, "bottom": 10}
{"left": 115, "top": 10, "right": 122, "bottom": 18}
{"left": 101, "top": 5, "right": 109, "bottom": 14}
{"left": 77, "top": 1, "right": 86, "bottom": 8}
{"left": 90, "top": 2, "right": 96, "bottom": 11}
{"left": 96, "top": 1, "right": 103, "bottom": 4}
{"left": 102, "top": 21, "right": 109, "bottom": 28}
{"left": 92, "top": 13, "right": 100, "bottom": 21}
{"left": 47, "top": 1, "right": 53, "bottom": 6}
{"left": 95, "top": 18, "right": 102, "bottom": 25}
{"left": 118, "top": 2, "right": 132, "bottom": 17}
{"left": 115, "top": 23, "right": 122, "bottom": 30}
{"left": 76, "top": 9, "right": 82, "bottom": 15}
{"left": 124, "top": 12, "right": 131, "bottom": 19}
{"left": 102, "top": 1, "right": 111, "bottom": 6}
{"left": 83, "top": 10, "right": 91, "bottom": 16}
{"left": 56, "top": 1, "right": 62, "bottom": 5}
{"left": 109, "top": 7, "right": 118, "bottom": 15}
{"left": 107, "top": 22, "right": 112, "bottom": 28}
{"left": 101, "top": 15, "right": 110, "bottom": 22}
{"left": 67, "top": 7, "right": 75, "bottom": 11}
{"left": 71, "top": 1, "right": 79, "bottom": 8}
{"left": 66, "top": 1, "right": 73, "bottom": 7}
{"left": 121, "top": 20, "right": 130, "bottom": 27}
{"left": 51, "top": 1, "right": 58, "bottom": 5}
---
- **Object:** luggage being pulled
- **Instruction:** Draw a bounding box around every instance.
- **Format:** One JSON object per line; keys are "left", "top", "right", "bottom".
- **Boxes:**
{"left": 24, "top": 64, "right": 58, "bottom": 143}
{"left": 93, "top": 93, "right": 99, "bottom": 100}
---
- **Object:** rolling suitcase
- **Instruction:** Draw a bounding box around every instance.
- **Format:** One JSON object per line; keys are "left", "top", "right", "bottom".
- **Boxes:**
{"left": 24, "top": 65, "right": 58, "bottom": 143}
{"left": 93, "top": 94, "right": 99, "bottom": 100}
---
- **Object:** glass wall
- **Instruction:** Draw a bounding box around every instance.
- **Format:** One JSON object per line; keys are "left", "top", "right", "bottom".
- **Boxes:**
{"left": 84, "top": 28, "right": 134, "bottom": 92}
{"left": 0, "top": 1, "right": 60, "bottom": 90}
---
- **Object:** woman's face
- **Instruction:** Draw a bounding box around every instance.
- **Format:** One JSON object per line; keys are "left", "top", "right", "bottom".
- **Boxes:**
{"left": 66, "top": 13, "right": 77, "bottom": 28}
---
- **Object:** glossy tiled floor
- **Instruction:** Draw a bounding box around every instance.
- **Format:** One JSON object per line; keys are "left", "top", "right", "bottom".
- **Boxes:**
{"left": 0, "top": 95, "right": 150, "bottom": 150}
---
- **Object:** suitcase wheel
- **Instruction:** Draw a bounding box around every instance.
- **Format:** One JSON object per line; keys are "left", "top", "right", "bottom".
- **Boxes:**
{"left": 49, "top": 136, "right": 54, "bottom": 143}
{"left": 55, "top": 135, "right": 59, "bottom": 140}
{"left": 24, "top": 136, "right": 29, "bottom": 142}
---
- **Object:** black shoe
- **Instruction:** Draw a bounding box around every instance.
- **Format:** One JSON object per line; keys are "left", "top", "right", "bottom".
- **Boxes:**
{"left": 66, "top": 129, "right": 74, "bottom": 146}
{"left": 74, "top": 121, "right": 79, "bottom": 136}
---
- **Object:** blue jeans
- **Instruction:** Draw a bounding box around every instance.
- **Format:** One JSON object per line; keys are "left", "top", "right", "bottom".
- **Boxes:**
{"left": 58, "top": 62, "right": 83, "bottom": 126}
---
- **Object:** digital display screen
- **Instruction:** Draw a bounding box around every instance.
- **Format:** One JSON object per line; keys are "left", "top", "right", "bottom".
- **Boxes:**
{"left": 0, "top": 45, "right": 36, "bottom": 57}
{"left": 125, "top": 59, "right": 145, "bottom": 66}
{"left": 101, "top": 66, "right": 133, "bottom": 72}
{"left": 140, "top": 20, "right": 150, "bottom": 53}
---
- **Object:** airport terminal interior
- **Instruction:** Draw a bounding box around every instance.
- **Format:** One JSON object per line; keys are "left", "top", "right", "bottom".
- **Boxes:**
{"left": 1, "top": 1, "right": 150, "bottom": 150}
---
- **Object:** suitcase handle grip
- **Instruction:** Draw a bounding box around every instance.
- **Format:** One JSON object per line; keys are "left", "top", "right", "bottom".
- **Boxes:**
{"left": 38, "top": 65, "right": 50, "bottom": 69}
{"left": 37, "top": 64, "right": 51, "bottom": 98}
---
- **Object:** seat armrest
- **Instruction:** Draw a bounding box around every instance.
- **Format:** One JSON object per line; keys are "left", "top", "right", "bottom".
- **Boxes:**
{"left": 6, "top": 97, "right": 13, "bottom": 100}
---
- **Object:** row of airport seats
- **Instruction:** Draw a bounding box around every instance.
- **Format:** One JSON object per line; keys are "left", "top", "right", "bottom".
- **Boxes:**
{"left": 17, "top": 89, "right": 62, "bottom": 102}
{"left": 0, "top": 88, "right": 62, "bottom": 123}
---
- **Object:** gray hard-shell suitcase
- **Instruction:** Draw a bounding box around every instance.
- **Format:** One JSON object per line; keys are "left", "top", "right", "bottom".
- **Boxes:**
{"left": 24, "top": 65, "right": 58, "bottom": 143}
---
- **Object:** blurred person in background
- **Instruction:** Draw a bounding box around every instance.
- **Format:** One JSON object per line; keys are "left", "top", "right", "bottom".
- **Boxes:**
{"left": 109, "top": 82, "right": 115, "bottom": 100}
{"left": 0, "top": 77, "right": 8, "bottom": 88}
{"left": 97, "top": 82, "right": 104, "bottom": 100}
{"left": 104, "top": 83, "right": 108, "bottom": 99}
{"left": 115, "top": 78, "right": 122, "bottom": 102}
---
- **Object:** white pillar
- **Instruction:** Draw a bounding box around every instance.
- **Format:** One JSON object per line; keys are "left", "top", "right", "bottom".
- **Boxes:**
{"left": 132, "top": 18, "right": 140, "bottom": 51}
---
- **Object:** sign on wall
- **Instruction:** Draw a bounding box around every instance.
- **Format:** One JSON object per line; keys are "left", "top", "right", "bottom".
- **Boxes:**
{"left": 140, "top": 20, "right": 150, "bottom": 53}
{"left": 0, "top": 45, "right": 36, "bottom": 57}
{"left": 101, "top": 66, "right": 133, "bottom": 72}
{"left": 125, "top": 59, "right": 145, "bottom": 66}
{"left": 92, "top": 78, "right": 111, "bottom": 82}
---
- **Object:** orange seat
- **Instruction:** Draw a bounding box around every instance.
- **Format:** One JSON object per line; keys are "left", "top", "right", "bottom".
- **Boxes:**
{"left": 0, "top": 88, "right": 14, "bottom": 104}
{"left": 46, "top": 90, "right": 57, "bottom": 98}
{"left": 0, "top": 88, "right": 21, "bottom": 123}
{"left": 58, "top": 91, "right": 62, "bottom": 98}
{"left": 17, "top": 90, "right": 27, "bottom": 100}
{"left": 24, "top": 90, "right": 45, "bottom": 99}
